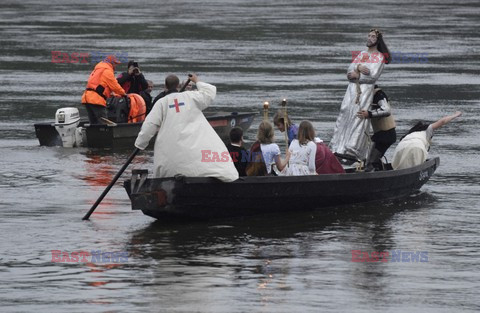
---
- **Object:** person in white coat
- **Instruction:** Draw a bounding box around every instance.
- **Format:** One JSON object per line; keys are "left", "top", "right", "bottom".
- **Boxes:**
{"left": 134, "top": 74, "right": 239, "bottom": 182}
{"left": 392, "top": 111, "right": 462, "bottom": 170}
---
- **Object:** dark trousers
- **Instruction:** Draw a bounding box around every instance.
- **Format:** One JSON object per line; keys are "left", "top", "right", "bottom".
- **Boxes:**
{"left": 85, "top": 103, "right": 107, "bottom": 124}
{"left": 371, "top": 128, "right": 397, "bottom": 156}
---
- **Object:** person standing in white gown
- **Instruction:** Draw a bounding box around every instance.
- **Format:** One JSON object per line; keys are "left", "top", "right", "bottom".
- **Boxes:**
{"left": 330, "top": 28, "right": 391, "bottom": 161}
{"left": 283, "top": 121, "right": 317, "bottom": 176}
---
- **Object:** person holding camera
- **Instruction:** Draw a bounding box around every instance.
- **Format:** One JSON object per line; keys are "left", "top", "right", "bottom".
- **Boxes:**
{"left": 116, "top": 60, "right": 149, "bottom": 94}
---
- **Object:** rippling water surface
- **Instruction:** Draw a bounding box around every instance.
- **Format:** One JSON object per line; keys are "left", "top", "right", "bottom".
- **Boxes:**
{"left": 0, "top": 0, "right": 479, "bottom": 312}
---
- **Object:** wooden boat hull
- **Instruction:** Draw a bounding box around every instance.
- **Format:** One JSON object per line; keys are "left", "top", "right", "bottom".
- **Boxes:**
{"left": 34, "top": 111, "right": 256, "bottom": 148}
{"left": 124, "top": 157, "right": 440, "bottom": 220}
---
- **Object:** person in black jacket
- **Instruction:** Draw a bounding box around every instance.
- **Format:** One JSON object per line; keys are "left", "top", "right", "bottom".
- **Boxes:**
{"left": 356, "top": 85, "right": 396, "bottom": 171}
{"left": 140, "top": 80, "right": 154, "bottom": 114}
{"left": 116, "top": 60, "right": 148, "bottom": 94}
{"left": 226, "top": 127, "right": 248, "bottom": 176}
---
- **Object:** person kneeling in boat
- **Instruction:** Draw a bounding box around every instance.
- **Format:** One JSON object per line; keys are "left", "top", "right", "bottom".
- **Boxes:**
{"left": 314, "top": 137, "right": 345, "bottom": 174}
{"left": 134, "top": 73, "right": 239, "bottom": 182}
{"left": 282, "top": 121, "right": 317, "bottom": 176}
{"left": 392, "top": 111, "right": 462, "bottom": 170}
{"left": 356, "top": 85, "right": 396, "bottom": 171}
{"left": 81, "top": 55, "right": 127, "bottom": 124}
{"left": 246, "top": 121, "right": 290, "bottom": 176}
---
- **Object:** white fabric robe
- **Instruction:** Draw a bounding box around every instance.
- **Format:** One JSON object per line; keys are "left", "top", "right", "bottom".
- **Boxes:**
{"left": 134, "top": 81, "right": 239, "bottom": 182}
{"left": 392, "top": 131, "right": 431, "bottom": 170}
{"left": 330, "top": 51, "right": 385, "bottom": 160}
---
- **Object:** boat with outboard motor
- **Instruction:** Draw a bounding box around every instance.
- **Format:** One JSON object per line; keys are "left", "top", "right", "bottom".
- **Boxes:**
{"left": 123, "top": 157, "right": 440, "bottom": 220}
{"left": 34, "top": 107, "right": 256, "bottom": 148}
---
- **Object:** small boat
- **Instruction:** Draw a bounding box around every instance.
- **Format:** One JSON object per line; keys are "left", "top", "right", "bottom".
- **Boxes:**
{"left": 123, "top": 157, "right": 440, "bottom": 220}
{"left": 34, "top": 110, "right": 256, "bottom": 149}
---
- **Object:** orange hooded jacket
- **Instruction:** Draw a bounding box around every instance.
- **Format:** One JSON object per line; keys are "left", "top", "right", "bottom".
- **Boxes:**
{"left": 128, "top": 93, "right": 146, "bottom": 123}
{"left": 81, "top": 61, "right": 126, "bottom": 107}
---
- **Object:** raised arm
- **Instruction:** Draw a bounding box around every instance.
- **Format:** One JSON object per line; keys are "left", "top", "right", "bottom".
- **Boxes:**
{"left": 187, "top": 74, "right": 216, "bottom": 111}
{"left": 431, "top": 111, "right": 462, "bottom": 130}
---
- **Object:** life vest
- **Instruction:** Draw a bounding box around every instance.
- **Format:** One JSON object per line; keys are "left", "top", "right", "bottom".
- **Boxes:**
{"left": 82, "top": 62, "right": 125, "bottom": 106}
{"left": 128, "top": 94, "right": 146, "bottom": 123}
{"left": 245, "top": 141, "right": 268, "bottom": 176}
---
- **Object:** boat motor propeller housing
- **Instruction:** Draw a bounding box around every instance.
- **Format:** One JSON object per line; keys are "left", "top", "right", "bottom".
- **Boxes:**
{"left": 54, "top": 107, "right": 80, "bottom": 147}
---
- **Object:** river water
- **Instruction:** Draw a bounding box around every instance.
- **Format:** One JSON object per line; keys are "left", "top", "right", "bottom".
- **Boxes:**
{"left": 0, "top": 0, "right": 479, "bottom": 312}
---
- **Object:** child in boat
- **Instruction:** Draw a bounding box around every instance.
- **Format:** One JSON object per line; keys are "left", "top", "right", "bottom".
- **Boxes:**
{"left": 392, "top": 111, "right": 462, "bottom": 170}
{"left": 246, "top": 121, "right": 290, "bottom": 176}
{"left": 273, "top": 110, "right": 299, "bottom": 146}
{"left": 282, "top": 121, "right": 317, "bottom": 176}
{"left": 226, "top": 127, "right": 248, "bottom": 176}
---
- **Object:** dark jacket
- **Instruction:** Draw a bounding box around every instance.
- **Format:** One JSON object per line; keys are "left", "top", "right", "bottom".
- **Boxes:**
{"left": 117, "top": 72, "right": 148, "bottom": 94}
{"left": 140, "top": 91, "right": 153, "bottom": 115}
{"left": 226, "top": 143, "right": 248, "bottom": 176}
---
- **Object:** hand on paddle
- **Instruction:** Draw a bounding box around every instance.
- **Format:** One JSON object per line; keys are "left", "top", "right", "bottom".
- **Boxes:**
{"left": 189, "top": 73, "right": 198, "bottom": 83}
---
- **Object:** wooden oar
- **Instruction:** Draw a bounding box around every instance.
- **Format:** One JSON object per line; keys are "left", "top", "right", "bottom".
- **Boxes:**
{"left": 101, "top": 117, "right": 117, "bottom": 126}
{"left": 281, "top": 99, "right": 289, "bottom": 148}
{"left": 179, "top": 75, "right": 192, "bottom": 92}
{"left": 82, "top": 75, "right": 194, "bottom": 220}
{"left": 82, "top": 148, "right": 139, "bottom": 220}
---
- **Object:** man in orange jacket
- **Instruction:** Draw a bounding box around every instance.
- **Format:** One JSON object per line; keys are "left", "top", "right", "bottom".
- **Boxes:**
{"left": 81, "top": 55, "right": 127, "bottom": 124}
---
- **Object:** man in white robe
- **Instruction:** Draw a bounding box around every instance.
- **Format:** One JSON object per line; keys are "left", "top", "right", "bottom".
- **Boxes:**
{"left": 330, "top": 29, "right": 391, "bottom": 161}
{"left": 134, "top": 74, "right": 239, "bottom": 182}
{"left": 392, "top": 111, "right": 462, "bottom": 170}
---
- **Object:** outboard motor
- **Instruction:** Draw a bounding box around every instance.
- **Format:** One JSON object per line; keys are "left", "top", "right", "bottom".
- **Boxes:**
{"left": 54, "top": 107, "right": 80, "bottom": 147}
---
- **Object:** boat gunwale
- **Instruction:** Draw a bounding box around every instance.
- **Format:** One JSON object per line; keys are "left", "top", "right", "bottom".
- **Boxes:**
{"left": 128, "top": 157, "right": 440, "bottom": 186}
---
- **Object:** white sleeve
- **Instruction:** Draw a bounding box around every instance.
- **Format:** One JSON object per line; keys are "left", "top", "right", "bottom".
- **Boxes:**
{"left": 426, "top": 124, "right": 434, "bottom": 141}
{"left": 359, "top": 53, "right": 385, "bottom": 84}
{"left": 307, "top": 141, "right": 317, "bottom": 173}
{"left": 273, "top": 144, "right": 281, "bottom": 156}
{"left": 188, "top": 81, "right": 216, "bottom": 111}
{"left": 134, "top": 98, "right": 164, "bottom": 150}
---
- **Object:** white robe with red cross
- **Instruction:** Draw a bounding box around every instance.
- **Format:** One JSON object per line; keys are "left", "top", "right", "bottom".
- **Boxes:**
{"left": 134, "top": 81, "right": 239, "bottom": 182}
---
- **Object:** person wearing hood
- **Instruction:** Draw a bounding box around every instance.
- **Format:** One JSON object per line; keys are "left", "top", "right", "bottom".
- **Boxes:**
{"left": 81, "top": 55, "right": 127, "bottom": 124}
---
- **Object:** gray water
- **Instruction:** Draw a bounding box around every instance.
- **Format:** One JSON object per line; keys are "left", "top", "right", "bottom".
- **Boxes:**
{"left": 1, "top": 0, "right": 479, "bottom": 312}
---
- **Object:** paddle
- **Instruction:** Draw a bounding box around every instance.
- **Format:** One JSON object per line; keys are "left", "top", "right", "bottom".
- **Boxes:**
{"left": 281, "top": 99, "right": 288, "bottom": 148}
{"left": 82, "top": 148, "right": 139, "bottom": 220}
{"left": 82, "top": 75, "right": 193, "bottom": 220}
{"left": 179, "top": 75, "right": 192, "bottom": 92}
{"left": 100, "top": 117, "right": 117, "bottom": 126}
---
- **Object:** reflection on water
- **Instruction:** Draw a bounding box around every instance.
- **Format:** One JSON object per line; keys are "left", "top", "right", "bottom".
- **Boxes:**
{"left": 0, "top": 0, "right": 479, "bottom": 312}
